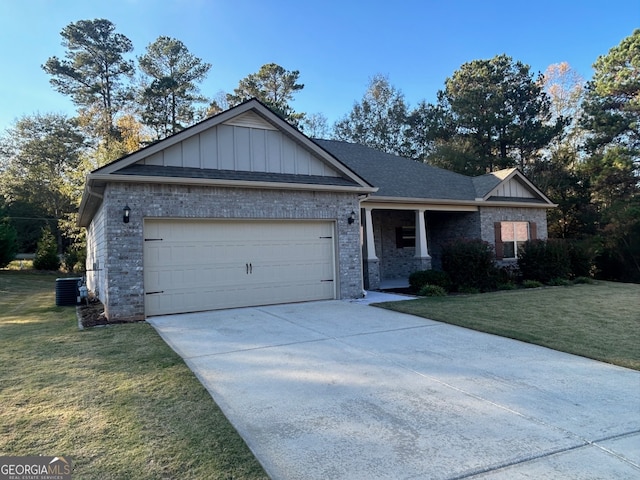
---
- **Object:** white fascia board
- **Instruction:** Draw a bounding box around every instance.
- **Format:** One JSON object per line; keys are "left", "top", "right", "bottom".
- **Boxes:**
{"left": 481, "top": 200, "right": 558, "bottom": 208}
{"left": 362, "top": 197, "right": 479, "bottom": 211}
{"left": 362, "top": 196, "right": 556, "bottom": 210}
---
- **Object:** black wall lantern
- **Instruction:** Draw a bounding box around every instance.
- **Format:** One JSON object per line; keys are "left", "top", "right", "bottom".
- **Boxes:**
{"left": 123, "top": 205, "right": 131, "bottom": 223}
{"left": 348, "top": 210, "right": 356, "bottom": 225}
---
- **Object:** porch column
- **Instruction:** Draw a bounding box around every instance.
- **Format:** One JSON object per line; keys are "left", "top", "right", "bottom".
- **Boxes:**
{"left": 364, "top": 207, "right": 378, "bottom": 260}
{"left": 415, "top": 209, "right": 430, "bottom": 259}
{"left": 414, "top": 209, "right": 432, "bottom": 271}
{"left": 362, "top": 207, "right": 380, "bottom": 290}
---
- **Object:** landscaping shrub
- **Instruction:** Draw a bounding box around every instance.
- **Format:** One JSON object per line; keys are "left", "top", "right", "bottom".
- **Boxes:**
{"left": 441, "top": 239, "right": 497, "bottom": 292}
{"left": 458, "top": 286, "right": 481, "bottom": 294}
{"left": 409, "top": 269, "right": 452, "bottom": 292}
{"left": 63, "top": 248, "right": 85, "bottom": 273}
{"left": 568, "top": 240, "right": 595, "bottom": 279}
{"left": 417, "top": 284, "right": 447, "bottom": 297}
{"left": 63, "top": 249, "right": 78, "bottom": 273}
{"left": 493, "top": 263, "right": 521, "bottom": 291}
{"left": 0, "top": 222, "right": 18, "bottom": 268}
{"left": 573, "top": 276, "right": 595, "bottom": 285}
{"left": 518, "top": 239, "right": 570, "bottom": 283}
{"left": 33, "top": 226, "right": 60, "bottom": 271}
{"left": 522, "top": 279, "right": 543, "bottom": 288}
{"left": 547, "top": 277, "right": 571, "bottom": 286}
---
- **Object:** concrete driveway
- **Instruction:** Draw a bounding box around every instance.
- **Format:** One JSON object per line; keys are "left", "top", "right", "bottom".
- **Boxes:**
{"left": 148, "top": 296, "right": 640, "bottom": 480}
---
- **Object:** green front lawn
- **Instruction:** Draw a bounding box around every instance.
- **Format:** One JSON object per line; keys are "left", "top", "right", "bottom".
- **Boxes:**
{"left": 0, "top": 271, "right": 268, "bottom": 479}
{"left": 378, "top": 281, "right": 640, "bottom": 370}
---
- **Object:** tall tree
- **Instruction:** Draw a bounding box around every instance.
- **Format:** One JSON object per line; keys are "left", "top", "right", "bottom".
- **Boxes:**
{"left": 581, "top": 29, "right": 640, "bottom": 158}
{"left": 301, "top": 112, "right": 330, "bottom": 139}
{"left": 432, "top": 54, "right": 564, "bottom": 175}
{"left": 405, "top": 100, "right": 454, "bottom": 162}
{"left": 526, "top": 63, "right": 589, "bottom": 240}
{"left": 0, "top": 114, "right": 86, "bottom": 252}
{"left": 580, "top": 29, "right": 640, "bottom": 282}
{"left": 529, "top": 146, "right": 597, "bottom": 239}
{"left": 544, "top": 62, "right": 585, "bottom": 124}
{"left": 543, "top": 62, "right": 585, "bottom": 157}
{"left": 138, "top": 36, "right": 211, "bottom": 139}
{"left": 227, "top": 63, "right": 304, "bottom": 125}
{"left": 42, "top": 19, "right": 135, "bottom": 146}
{"left": 203, "top": 90, "right": 230, "bottom": 118}
{"left": 333, "top": 75, "right": 410, "bottom": 156}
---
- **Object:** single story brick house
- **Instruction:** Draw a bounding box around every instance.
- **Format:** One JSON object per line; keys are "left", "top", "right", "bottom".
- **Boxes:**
{"left": 77, "top": 99, "right": 555, "bottom": 321}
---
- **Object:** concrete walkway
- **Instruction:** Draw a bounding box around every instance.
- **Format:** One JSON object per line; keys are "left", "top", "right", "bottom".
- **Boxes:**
{"left": 148, "top": 298, "right": 640, "bottom": 480}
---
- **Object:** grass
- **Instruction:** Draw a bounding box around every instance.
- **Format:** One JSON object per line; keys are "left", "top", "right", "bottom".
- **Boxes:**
{"left": 379, "top": 281, "right": 640, "bottom": 370}
{"left": 0, "top": 271, "right": 268, "bottom": 480}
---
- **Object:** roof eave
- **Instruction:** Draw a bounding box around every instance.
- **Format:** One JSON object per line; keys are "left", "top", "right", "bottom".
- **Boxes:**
{"left": 89, "top": 172, "right": 377, "bottom": 193}
{"left": 481, "top": 200, "right": 558, "bottom": 208}
{"left": 77, "top": 180, "right": 106, "bottom": 227}
{"left": 362, "top": 195, "right": 557, "bottom": 209}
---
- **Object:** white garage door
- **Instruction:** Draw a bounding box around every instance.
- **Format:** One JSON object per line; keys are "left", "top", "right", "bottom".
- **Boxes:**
{"left": 143, "top": 219, "right": 336, "bottom": 316}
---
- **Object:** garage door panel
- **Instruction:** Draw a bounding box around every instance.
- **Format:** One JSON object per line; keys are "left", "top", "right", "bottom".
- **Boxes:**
{"left": 144, "top": 220, "right": 336, "bottom": 316}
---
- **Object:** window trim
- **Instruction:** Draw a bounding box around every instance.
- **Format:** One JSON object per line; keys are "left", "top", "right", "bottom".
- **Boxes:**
{"left": 495, "top": 221, "right": 536, "bottom": 260}
{"left": 395, "top": 226, "right": 415, "bottom": 249}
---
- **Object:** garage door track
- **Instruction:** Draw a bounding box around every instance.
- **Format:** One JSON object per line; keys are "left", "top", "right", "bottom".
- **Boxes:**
{"left": 148, "top": 299, "right": 640, "bottom": 480}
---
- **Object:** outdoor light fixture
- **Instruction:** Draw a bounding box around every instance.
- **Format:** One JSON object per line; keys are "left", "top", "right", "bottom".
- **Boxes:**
{"left": 348, "top": 210, "right": 356, "bottom": 225}
{"left": 123, "top": 205, "right": 131, "bottom": 224}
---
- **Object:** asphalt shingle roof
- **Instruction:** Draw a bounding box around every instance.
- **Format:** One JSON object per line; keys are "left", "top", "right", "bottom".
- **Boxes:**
{"left": 115, "top": 140, "right": 544, "bottom": 204}
{"left": 314, "top": 139, "right": 479, "bottom": 201}
{"left": 471, "top": 173, "right": 502, "bottom": 198}
{"left": 117, "top": 164, "right": 360, "bottom": 187}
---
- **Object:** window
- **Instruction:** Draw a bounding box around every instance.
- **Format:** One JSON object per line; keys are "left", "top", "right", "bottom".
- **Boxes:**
{"left": 496, "top": 222, "right": 532, "bottom": 259}
{"left": 395, "top": 226, "right": 415, "bottom": 248}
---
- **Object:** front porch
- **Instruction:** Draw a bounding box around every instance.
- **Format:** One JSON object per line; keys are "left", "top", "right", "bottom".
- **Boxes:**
{"left": 361, "top": 205, "right": 480, "bottom": 290}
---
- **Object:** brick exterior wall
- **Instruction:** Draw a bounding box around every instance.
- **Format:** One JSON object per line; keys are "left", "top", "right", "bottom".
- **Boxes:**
{"left": 367, "top": 210, "right": 432, "bottom": 285}
{"left": 365, "top": 206, "right": 549, "bottom": 278}
{"left": 96, "top": 182, "right": 363, "bottom": 321}
{"left": 426, "top": 211, "right": 480, "bottom": 270}
{"left": 479, "top": 206, "right": 549, "bottom": 265}
{"left": 478, "top": 206, "right": 549, "bottom": 243}
{"left": 374, "top": 210, "right": 417, "bottom": 279}
{"left": 363, "top": 259, "right": 380, "bottom": 290}
{"left": 85, "top": 203, "right": 107, "bottom": 301}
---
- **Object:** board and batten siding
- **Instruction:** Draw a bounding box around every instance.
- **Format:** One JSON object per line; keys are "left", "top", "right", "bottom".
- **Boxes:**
{"left": 138, "top": 120, "right": 339, "bottom": 177}
{"left": 491, "top": 177, "right": 536, "bottom": 199}
{"left": 85, "top": 202, "right": 107, "bottom": 301}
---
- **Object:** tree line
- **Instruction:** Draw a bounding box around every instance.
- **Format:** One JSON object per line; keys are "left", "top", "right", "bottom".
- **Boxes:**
{"left": 0, "top": 18, "right": 637, "bottom": 282}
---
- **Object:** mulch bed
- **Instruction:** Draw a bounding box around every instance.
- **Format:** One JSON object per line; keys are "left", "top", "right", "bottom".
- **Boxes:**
{"left": 77, "top": 301, "right": 129, "bottom": 328}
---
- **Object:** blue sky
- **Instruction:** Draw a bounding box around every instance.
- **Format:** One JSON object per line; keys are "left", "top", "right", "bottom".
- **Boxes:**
{"left": 0, "top": 0, "right": 638, "bottom": 132}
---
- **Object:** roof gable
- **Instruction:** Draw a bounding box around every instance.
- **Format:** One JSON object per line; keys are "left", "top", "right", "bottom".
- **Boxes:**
{"left": 136, "top": 121, "right": 341, "bottom": 177}
{"left": 93, "top": 100, "right": 368, "bottom": 184}
{"left": 474, "top": 168, "right": 554, "bottom": 204}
